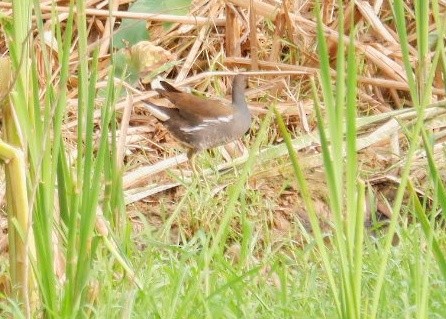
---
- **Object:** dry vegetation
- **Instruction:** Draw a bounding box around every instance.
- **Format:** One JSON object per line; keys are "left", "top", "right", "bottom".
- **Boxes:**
{"left": 1, "top": 0, "right": 445, "bottom": 243}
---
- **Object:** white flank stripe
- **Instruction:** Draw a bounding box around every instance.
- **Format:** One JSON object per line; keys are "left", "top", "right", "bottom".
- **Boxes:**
{"left": 202, "top": 115, "right": 233, "bottom": 123}
{"left": 217, "top": 115, "right": 233, "bottom": 122}
{"left": 180, "top": 124, "right": 208, "bottom": 133}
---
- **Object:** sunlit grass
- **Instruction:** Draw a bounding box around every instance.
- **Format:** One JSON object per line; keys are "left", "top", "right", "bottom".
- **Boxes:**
{"left": 1, "top": 0, "right": 446, "bottom": 318}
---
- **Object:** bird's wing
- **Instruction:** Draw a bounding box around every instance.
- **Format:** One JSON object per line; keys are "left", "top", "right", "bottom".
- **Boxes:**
{"left": 156, "top": 84, "right": 234, "bottom": 123}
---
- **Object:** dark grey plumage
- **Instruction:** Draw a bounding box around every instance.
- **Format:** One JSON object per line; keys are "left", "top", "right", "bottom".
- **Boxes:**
{"left": 147, "top": 75, "right": 251, "bottom": 158}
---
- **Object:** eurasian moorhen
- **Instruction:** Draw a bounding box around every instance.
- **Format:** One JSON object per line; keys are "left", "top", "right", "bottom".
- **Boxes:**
{"left": 147, "top": 75, "right": 251, "bottom": 160}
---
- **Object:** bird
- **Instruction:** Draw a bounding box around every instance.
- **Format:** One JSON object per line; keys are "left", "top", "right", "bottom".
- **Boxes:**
{"left": 146, "top": 75, "right": 251, "bottom": 166}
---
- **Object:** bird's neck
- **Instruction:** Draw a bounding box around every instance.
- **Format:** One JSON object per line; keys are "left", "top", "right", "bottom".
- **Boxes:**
{"left": 232, "top": 87, "right": 247, "bottom": 112}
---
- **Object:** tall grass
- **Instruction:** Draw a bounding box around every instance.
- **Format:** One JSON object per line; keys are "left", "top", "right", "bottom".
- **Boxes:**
{"left": 2, "top": 0, "right": 446, "bottom": 317}
{"left": 274, "top": 0, "right": 446, "bottom": 318}
{"left": 371, "top": 1, "right": 446, "bottom": 317}
{"left": 275, "top": 2, "right": 364, "bottom": 317}
{"left": 2, "top": 0, "right": 36, "bottom": 316}
{"left": 2, "top": 1, "right": 129, "bottom": 317}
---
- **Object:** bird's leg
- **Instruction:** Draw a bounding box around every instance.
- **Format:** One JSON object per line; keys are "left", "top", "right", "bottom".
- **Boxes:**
{"left": 187, "top": 150, "right": 211, "bottom": 190}
{"left": 187, "top": 149, "right": 199, "bottom": 178}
